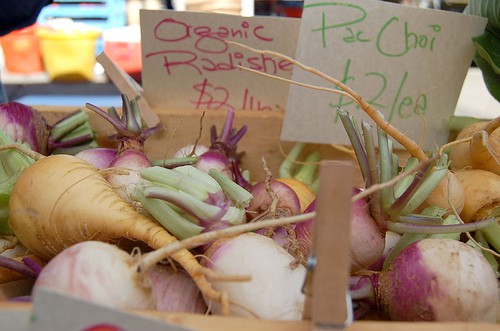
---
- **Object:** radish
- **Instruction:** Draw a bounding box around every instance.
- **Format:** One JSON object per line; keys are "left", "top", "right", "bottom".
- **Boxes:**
{"left": 454, "top": 168, "right": 500, "bottom": 253}
{"left": 33, "top": 240, "right": 208, "bottom": 312}
{"left": 294, "top": 189, "right": 385, "bottom": 273}
{"left": 0, "top": 102, "right": 96, "bottom": 155}
{"left": 157, "top": 108, "right": 248, "bottom": 182}
{"left": 85, "top": 95, "right": 160, "bottom": 204}
{"left": 196, "top": 108, "right": 247, "bottom": 180}
{"left": 148, "top": 264, "right": 207, "bottom": 313}
{"left": 352, "top": 238, "right": 499, "bottom": 322}
{"left": 74, "top": 147, "right": 117, "bottom": 170}
{"left": 201, "top": 232, "right": 306, "bottom": 320}
{"left": 448, "top": 116, "right": 500, "bottom": 175}
{"left": 33, "top": 241, "right": 155, "bottom": 310}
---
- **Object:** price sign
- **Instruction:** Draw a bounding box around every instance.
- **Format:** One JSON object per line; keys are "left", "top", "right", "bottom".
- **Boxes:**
{"left": 140, "top": 10, "right": 300, "bottom": 111}
{"left": 281, "top": 0, "right": 487, "bottom": 149}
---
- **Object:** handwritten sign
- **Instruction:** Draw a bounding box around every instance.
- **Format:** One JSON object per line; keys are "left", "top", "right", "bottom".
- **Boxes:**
{"left": 140, "top": 10, "right": 300, "bottom": 111}
{"left": 281, "top": 0, "right": 487, "bottom": 149}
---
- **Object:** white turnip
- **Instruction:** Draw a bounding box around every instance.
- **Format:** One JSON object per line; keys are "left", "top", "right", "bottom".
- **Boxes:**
{"left": 33, "top": 241, "right": 155, "bottom": 310}
{"left": 201, "top": 232, "right": 306, "bottom": 320}
{"left": 33, "top": 240, "right": 208, "bottom": 313}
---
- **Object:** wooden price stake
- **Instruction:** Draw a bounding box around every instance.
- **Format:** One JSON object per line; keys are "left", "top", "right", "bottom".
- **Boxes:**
{"left": 302, "top": 160, "right": 354, "bottom": 330}
{"left": 96, "top": 52, "right": 160, "bottom": 128}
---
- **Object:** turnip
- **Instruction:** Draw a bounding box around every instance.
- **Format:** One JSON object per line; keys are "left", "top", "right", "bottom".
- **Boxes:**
{"left": 454, "top": 168, "right": 500, "bottom": 253}
{"left": 74, "top": 147, "right": 117, "bottom": 170}
{"left": 455, "top": 169, "right": 500, "bottom": 223}
{"left": 448, "top": 116, "right": 500, "bottom": 175}
{"left": 0, "top": 102, "right": 96, "bottom": 155}
{"left": 148, "top": 264, "right": 207, "bottom": 313}
{"left": 85, "top": 95, "right": 161, "bottom": 204}
{"left": 351, "top": 238, "right": 499, "bottom": 322}
{"left": 157, "top": 108, "right": 248, "bottom": 182}
{"left": 295, "top": 189, "right": 385, "bottom": 273}
{"left": 32, "top": 240, "right": 208, "bottom": 312}
{"left": 27, "top": 209, "right": 311, "bottom": 315}
{"left": 196, "top": 108, "right": 247, "bottom": 180}
{"left": 33, "top": 241, "right": 155, "bottom": 310}
{"left": 201, "top": 232, "right": 306, "bottom": 320}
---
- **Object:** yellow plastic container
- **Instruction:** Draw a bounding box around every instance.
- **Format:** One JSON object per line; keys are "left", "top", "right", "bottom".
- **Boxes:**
{"left": 37, "top": 27, "right": 101, "bottom": 81}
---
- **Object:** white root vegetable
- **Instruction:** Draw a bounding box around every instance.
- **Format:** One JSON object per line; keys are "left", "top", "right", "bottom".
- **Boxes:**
{"left": 33, "top": 241, "right": 155, "bottom": 310}
{"left": 202, "top": 232, "right": 306, "bottom": 320}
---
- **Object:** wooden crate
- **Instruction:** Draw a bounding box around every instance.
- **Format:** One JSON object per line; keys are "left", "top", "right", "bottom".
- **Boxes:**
{"left": 36, "top": 105, "right": 366, "bottom": 186}
{"left": 1, "top": 106, "right": 498, "bottom": 330}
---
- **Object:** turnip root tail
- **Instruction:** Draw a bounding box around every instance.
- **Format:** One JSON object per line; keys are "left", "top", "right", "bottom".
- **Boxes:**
{"left": 8, "top": 154, "right": 225, "bottom": 307}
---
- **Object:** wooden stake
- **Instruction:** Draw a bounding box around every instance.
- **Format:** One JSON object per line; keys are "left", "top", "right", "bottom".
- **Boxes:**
{"left": 302, "top": 160, "right": 354, "bottom": 330}
{"left": 96, "top": 52, "right": 160, "bottom": 128}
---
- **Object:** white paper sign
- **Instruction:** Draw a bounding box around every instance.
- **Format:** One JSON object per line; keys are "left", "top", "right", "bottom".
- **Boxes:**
{"left": 281, "top": 0, "right": 487, "bottom": 149}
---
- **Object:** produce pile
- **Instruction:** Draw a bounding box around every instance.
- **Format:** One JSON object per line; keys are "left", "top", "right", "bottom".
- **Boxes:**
{"left": 0, "top": 0, "right": 499, "bottom": 321}
{"left": 0, "top": 86, "right": 498, "bottom": 322}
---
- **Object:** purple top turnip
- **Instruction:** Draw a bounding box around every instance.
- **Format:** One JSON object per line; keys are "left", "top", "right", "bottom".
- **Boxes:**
{"left": 0, "top": 102, "right": 95, "bottom": 155}
{"left": 352, "top": 238, "right": 499, "bottom": 322}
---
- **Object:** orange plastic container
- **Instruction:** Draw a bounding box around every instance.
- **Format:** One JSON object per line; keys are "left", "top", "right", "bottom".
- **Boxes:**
{"left": 0, "top": 25, "right": 44, "bottom": 73}
{"left": 103, "top": 25, "right": 141, "bottom": 80}
{"left": 104, "top": 40, "right": 141, "bottom": 74}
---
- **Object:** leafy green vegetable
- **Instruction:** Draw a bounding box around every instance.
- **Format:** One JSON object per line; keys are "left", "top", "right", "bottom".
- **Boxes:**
{"left": 465, "top": 0, "right": 500, "bottom": 101}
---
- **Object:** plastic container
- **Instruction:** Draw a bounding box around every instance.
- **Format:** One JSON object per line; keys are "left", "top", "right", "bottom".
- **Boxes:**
{"left": 103, "top": 25, "right": 141, "bottom": 80}
{"left": 0, "top": 25, "right": 44, "bottom": 74}
{"left": 37, "top": 23, "right": 101, "bottom": 81}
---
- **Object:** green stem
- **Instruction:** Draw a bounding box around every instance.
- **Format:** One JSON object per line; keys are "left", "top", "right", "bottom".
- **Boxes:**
{"left": 386, "top": 216, "right": 496, "bottom": 234}
{"left": 208, "top": 168, "right": 253, "bottom": 208}
{"left": 399, "top": 155, "right": 448, "bottom": 215}
{"left": 480, "top": 220, "right": 500, "bottom": 253}
{"left": 473, "top": 230, "right": 499, "bottom": 276}
{"left": 131, "top": 188, "right": 203, "bottom": 240}
{"left": 362, "top": 121, "right": 386, "bottom": 230}
{"left": 337, "top": 108, "right": 370, "bottom": 185}
{"left": 377, "top": 126, "right": 394, "bottom": 210}
{"left": 50, "top": 110, "right": 92, "bottom": 141}
{"left": 140, "top": 166, "right": 222, "bottom": 202}
{"left": 142, "top": 185, "right": 223, "bottom": 222}
{"left": 151, "top": 157, "right": 198, "bottom": 167}
{"left": 279, "top": 142, "right": 306, "bottom": 178}
{"left": 293, "top": 151, "right": 320, "bottom": 186}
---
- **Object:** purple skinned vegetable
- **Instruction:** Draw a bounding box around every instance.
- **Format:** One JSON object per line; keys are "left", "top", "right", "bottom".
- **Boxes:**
{"left": 85, "top": 94, "right": 162, "bottom": 204}
{"left": 350, "top": 238, "right": 499, "bottom": 322}
{"left": 0, "top": 102, "right": 95, "bottom": 155}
